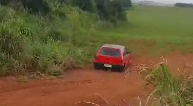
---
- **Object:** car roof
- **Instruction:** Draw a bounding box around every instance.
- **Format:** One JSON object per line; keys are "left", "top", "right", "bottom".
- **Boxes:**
{"left": 101, "top": 44, "right": 125, "bottom": 50}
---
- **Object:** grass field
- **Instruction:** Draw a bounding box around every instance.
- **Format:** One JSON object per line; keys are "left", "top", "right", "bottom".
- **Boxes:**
{"left": 100, "top": 6, "right": 193, "bottom": 55}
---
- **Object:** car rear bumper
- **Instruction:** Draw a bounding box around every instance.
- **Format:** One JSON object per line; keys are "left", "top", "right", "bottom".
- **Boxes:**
{"left": 94, "top": 62, "right": 124, "bottom": 68}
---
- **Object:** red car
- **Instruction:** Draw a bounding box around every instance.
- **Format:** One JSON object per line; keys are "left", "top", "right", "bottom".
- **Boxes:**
{"left": 93, "top": 44, "right": 131, "bottom": 72}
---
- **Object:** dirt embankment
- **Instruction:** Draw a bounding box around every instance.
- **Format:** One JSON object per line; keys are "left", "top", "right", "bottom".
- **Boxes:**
{"left": 0, "top": 53, "right": 193, "bottom": 106}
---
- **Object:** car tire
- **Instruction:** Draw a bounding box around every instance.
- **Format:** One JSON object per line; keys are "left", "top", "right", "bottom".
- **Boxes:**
{"left": 112, "top": 65, "right": 125, "bottom": 72}
{"left": 94, "top": 63, "right": 101, "bottom": 70}
{"left": 119, "top": 65, "right": 125, "bottom": 72}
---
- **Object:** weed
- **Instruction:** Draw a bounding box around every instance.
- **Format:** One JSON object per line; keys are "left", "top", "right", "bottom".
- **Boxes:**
{"left": 140, "top": 61, "right": 193, "bottom": 106}
{"left": 17, "top": 76, "right": 29, "bottom": 82}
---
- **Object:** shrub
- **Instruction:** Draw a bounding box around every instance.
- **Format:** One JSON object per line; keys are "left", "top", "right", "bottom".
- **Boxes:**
{"left": 47, "top": 28, "right": 68, "bottom": 42}
{"left": 0, "top": 53, "right": 15, "bottom": 76}
{"left": 0, "top": 26, "right": 24, "bottom": 59}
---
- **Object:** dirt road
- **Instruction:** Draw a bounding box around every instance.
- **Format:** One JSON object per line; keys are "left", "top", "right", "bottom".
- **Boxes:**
{"left": 0, "top": 53, "right": 193, "bottom": 106}
{"left": 0, "top": 70, "right": 152, "bottom": 106}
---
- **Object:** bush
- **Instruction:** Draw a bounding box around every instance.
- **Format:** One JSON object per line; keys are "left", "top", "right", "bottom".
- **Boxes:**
{"left": 0, "top": 25, "right": 24, "bottom": 59}
{"left": 47, "top": 29, "right": 66, "bottom": 41}
{"left": 0, "top": 53, "right": 15, "bottom": 76}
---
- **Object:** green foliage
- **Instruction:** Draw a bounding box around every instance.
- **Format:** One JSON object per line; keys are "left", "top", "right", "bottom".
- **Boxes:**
{"left": 0, "top": 27, "right": 24, "bottom": 58}
{"left": 0, "top": 0, "right": 51, "bottom": 14}
{"left": 0, "top": 8, "right": 27, "bottom": 59}
{"left": 61, "top": 0, "right": 132, "bottom": 23}
{"left": 95, "top": 0, "right": 131, "bottom": 22}
{"left": 122, "top": 0, "right": 132, "bottom": 8}
{"left": 141, "top": 63, "right": 193, "bottom": 106}
{"left": 69, "top": 0, "right": 97, "bottom": 13}
{"left": 21, "top": 0, "right": 51, "bottom": 14}
{"left": 0, "top": 0, "right": 132, "bottom": 23}
{"left": 47, "top": 29, "right": 66, "bottom": 41}
{"left": 0, "top": 1, "right": 103, "bottom": 76}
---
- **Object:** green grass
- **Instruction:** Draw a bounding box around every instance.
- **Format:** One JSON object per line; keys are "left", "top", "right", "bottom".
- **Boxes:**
{"left": 100, "top": 6, "right": 193, "bottom": 55}
{"left": 140, "top": 62, "right": 193, "bottom": 106}
{"left": 0, "top": 4, "right": 98, "bottom": 76}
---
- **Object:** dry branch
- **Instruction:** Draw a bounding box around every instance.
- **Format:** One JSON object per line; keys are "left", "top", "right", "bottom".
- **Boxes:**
{"left": 95, "top": 93, "right": 111, "bottom": 105}
{"left": 74, "top": 101, "right": 101, "bottom": 106}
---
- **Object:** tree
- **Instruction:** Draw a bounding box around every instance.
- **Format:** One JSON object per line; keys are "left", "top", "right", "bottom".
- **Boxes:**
{"left": 175, "top": 3, "right": 193, "bottom": 8}
{"left": 123, "top": 0, "right": 132, "bottom": 9}
{"left": 95, "top": 0, "right": 132, "bottom": 22}
{"left": 0, "top": 0, "right": 51, "bottom": 14}
{"left": 69, "top": 0, "right": 97, "bottom": 13}
{"left": 21, "top": 0, "right": 50, "bottom": 14}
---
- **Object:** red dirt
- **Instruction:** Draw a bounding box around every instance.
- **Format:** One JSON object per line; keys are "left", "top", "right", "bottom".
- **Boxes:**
{"left": 0, "top": 53, "right": 193, "bottom": 106}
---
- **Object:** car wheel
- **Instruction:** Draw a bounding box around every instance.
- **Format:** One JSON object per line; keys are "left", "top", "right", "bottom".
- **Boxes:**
{"left": 119, "top": 65, "right": 125, "bottom": 72}
{"left": 94, "top": 63, "right": 101, "bottom": 70}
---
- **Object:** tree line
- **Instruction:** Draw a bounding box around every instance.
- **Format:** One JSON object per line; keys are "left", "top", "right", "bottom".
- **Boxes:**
{"left": 0, "top": 0, "right": 132, "bottom": 23}
{"left": 175, "top": 3, "right": 193, "bottom": 8}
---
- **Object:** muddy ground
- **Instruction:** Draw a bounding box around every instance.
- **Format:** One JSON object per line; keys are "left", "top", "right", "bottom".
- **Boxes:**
{"left": 0, "top": 53, "right": 193, "bottom": 106}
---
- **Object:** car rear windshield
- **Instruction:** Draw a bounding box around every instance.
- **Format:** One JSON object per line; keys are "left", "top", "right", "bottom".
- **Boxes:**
{"left": 99, "top": 47, "right": 121, "bottom": 58}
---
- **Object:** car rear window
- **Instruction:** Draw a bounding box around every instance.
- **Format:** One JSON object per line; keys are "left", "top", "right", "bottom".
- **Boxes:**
{"left": 99, "top": 47, "right": 121, "bottom": 57}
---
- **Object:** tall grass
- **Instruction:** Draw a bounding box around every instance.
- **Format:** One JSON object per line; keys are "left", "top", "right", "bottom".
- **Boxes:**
{"left": 0, "top": 2, "right": 104, "bottom": 76}
{"left": 140, "top": 61, "right": 193, "bottom": 106}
